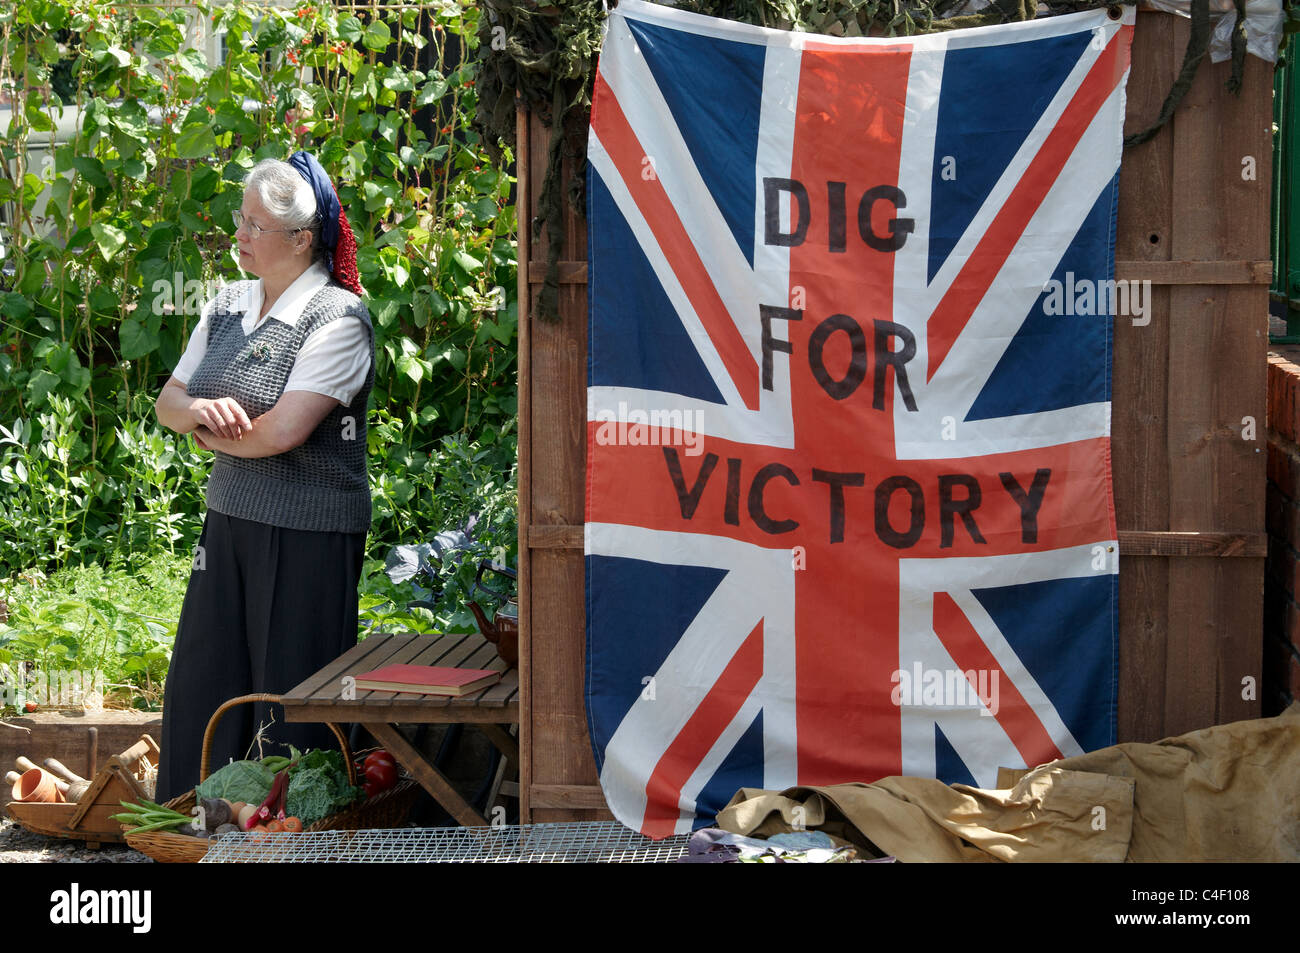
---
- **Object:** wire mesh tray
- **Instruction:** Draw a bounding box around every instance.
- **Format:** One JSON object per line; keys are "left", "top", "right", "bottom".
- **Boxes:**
{"left": 199, "top": 821, "right": 691, "bottom": 863}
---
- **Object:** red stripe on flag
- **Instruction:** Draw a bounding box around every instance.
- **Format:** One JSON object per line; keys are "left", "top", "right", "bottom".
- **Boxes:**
{"left": 590, "top": 74, "right": 761, "bottom": 410}
{"left": 926, "top": 26, "right": 1133, "bottom": 381}
{"left": 641, "top": 620, "right": 764, "bottom": 838}
{"left": 784, "top": 41, "right": 915, "bottom": 787}
{"left": 931, "top": 592, "right": 1066, "bottom": 767}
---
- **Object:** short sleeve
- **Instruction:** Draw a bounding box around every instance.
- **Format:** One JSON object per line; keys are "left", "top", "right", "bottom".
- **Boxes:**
{"left": 169, "top": 297, "right": 217, "bottom": 386}
{"left": 281, "top": 317, "right": 371, "bottom": 405}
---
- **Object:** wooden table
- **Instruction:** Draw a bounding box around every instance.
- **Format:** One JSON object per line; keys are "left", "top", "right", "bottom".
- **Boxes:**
{"left": 281, "top": 632, "right": 519, "bottom": 827}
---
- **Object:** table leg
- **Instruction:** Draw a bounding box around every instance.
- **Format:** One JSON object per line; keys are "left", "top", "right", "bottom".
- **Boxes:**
{"left": 478, "top": 723, "right": 520, "bottom": 771}
{"left": 361, "top": 722, "right": 487, "bottom": 827}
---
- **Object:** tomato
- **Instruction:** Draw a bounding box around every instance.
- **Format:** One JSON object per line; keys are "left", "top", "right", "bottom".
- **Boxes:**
{"left": 363, "top": 761, "right": 397, "bottom": 794}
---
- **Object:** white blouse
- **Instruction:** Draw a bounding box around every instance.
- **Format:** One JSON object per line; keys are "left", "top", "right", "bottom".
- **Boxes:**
{"left": 171, "top": 261, "right": 371, "bottom": 406}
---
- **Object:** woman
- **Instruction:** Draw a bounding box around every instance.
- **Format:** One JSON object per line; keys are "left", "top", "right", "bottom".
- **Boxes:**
{"left": 153, "top": 152, "right": 374, "bottom": 802}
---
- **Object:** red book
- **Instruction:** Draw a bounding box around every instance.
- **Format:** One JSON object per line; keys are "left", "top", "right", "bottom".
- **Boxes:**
{"left": 354, "top": 663, "right": 502, "bottom": 696}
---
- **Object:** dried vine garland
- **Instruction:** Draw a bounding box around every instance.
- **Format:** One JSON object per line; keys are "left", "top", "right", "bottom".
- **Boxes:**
{"left": 474, "top": 0, "right": 1238, "bottom": 322}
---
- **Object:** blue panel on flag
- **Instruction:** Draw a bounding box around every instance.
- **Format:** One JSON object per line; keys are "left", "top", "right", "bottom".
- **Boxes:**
{"left": 934, "top": 724, "right": 978, "bottom": 787}
{"left": 966, "top": 173, "right": 1116, "bottom": 421}
{"left": 624, "top": 17, "right": 766, "bottom": 266}
{"left": 693, "top": 710, "right": 763, "bottom": 825}
{"left": 928, "top": 29, "right": 1093, "bottom": 284}
{"left": 585, "top": 554, "right": 730, "bottom": 765}
{"left": 972, "top": 575, "right": 1117, "bottom": 755}
{"left": 587, "top": 169, "right": 726, "bottom": 403}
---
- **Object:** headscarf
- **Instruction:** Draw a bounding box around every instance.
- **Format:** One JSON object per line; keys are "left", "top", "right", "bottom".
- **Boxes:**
{"left": 286, "top": 150, "right": 362, "bottom": 296}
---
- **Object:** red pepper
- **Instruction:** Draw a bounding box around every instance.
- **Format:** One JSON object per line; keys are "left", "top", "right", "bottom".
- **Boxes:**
{"left": 363, "top": 750, "right": 396, "bottom": 773}
{"left": 363, "top": 761, "right": 397, "bottom": 795}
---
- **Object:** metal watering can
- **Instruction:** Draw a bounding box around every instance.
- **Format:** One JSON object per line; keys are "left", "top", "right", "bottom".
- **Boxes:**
{"left": 467, "top": 560, "right": 518, "bottom": 669}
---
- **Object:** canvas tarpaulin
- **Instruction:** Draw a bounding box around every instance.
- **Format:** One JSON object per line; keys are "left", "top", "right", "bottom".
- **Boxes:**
{"left": 715, "top": 705, "right": 1300, "bottom": 861}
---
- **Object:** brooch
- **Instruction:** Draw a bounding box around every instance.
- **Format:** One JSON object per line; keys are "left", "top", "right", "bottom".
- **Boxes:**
{"left": 247, "top": 342, "right": 273, "bottom": 362}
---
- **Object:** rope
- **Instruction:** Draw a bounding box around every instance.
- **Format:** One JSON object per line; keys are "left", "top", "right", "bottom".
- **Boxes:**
{"left": 1123, "top": 0, "right": 1213, "bottom": 147}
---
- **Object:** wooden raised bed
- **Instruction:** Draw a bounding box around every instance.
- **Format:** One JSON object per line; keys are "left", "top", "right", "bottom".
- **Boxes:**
{"left": 0, "top": 709, "right": 161, "bottom": 784}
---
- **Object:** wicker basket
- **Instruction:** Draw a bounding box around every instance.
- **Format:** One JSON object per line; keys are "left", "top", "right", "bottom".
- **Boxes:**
{"left": 124, "top": 693, "right": 419, "bottom": 863}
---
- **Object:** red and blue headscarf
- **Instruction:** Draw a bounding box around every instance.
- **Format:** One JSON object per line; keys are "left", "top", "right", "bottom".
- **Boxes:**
{"left": 287, "top": 150, "right": 362, "bottom": 296}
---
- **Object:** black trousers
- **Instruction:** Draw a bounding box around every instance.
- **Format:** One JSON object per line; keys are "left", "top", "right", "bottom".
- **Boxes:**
{"left": 156, "top": 510, "right": 365, "bottom": 803}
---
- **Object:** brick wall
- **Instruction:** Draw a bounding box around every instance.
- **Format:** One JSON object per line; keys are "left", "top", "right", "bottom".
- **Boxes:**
{"left": 1265, "top": 350, "right": 1300, "bottom": 714}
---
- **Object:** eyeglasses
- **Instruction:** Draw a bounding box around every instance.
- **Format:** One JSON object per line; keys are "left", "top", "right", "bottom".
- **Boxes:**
{"left": 232, "top": 211, "right": 303, "bottom": 237}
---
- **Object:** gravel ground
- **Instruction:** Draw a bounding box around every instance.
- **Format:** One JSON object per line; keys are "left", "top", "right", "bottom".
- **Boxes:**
{"left": 0, "top": 815, "right": 155, "bottom": 863}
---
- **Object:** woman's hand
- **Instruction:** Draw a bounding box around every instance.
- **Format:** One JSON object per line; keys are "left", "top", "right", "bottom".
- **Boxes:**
{"left": 192, "top": 427, "right": 213, "bottom": 451}
{"left": 192, "top": 397, "right": 252, "bottom": 440}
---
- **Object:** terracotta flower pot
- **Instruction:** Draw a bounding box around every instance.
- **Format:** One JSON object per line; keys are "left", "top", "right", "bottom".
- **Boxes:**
{"left": 12, "top": 768, "right": 66, "bottom": 803}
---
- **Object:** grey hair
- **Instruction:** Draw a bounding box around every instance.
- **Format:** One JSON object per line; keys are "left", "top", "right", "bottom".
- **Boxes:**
{"left": 244, "top": 158, "right": 326, "bottom": 264}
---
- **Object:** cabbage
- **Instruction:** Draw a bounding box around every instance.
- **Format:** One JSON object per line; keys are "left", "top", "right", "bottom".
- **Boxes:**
{"left": 194, "top": 760, "right": 275, "bottom": 805}
{"left": 285, "top": 760, "right": 363, "bottom": 826}
{"left": 284, "top": 767, "right": 336, "bottom": 826}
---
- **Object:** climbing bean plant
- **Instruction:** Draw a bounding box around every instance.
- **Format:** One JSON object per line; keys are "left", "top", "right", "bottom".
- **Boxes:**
{"left": 0, "top": 0, "right": 517, "bottom": 574}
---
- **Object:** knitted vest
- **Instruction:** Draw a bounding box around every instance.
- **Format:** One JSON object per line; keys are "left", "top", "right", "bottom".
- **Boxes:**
{"left": 185, "top": 280, "right": 375, "bottom": 534}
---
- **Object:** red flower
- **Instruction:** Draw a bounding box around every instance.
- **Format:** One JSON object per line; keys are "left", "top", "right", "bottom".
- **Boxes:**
{"left": 287, "top": 50, "right": 299, "bottom": 65}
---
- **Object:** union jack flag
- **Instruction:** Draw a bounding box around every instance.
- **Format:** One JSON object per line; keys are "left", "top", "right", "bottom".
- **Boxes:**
{"left": 586, "top": 0, "right": 1131, "bottom": 837}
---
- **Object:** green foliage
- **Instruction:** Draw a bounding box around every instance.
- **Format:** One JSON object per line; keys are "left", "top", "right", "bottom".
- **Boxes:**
{"left": 0, "top": 2, "right": 520, "bottom": 709}
{"left": 0, "top": 0, "right": 518, "bottom": 578}
{"left": 361, "top": 428, "right": 517, "bottom": 636}
{"left": 0, "top": 551, "right": 187, "bottom": 710}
